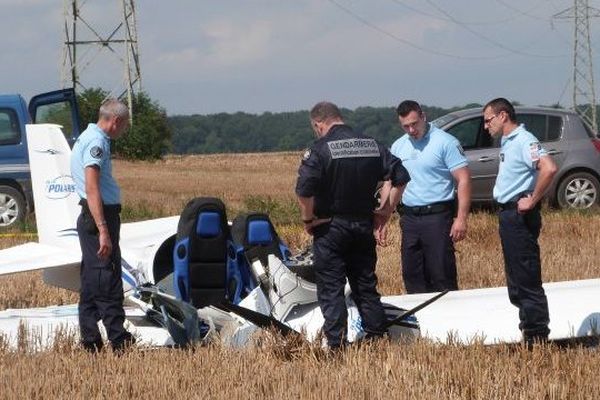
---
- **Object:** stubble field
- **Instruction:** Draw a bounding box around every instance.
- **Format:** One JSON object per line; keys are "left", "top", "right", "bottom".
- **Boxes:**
{"left": 1, "top": 152, "right": 599, "bottom": 399}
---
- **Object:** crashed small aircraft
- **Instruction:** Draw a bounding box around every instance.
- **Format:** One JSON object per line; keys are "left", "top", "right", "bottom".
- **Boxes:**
{"left": 0, "top": 124, "right": 598, "bottom": 350}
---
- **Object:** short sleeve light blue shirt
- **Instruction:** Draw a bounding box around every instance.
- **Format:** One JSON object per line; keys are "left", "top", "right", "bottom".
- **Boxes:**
{"left": 390, "top": 124, "right": 468, "bottom": 207}
{"left": 70, "top": 123, "right": 121, "bottom": 205}
{"left": 493, "top": 124, "right": 547, "bottom": 203}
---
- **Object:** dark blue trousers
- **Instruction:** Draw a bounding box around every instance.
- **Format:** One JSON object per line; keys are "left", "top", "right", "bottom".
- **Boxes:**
{"left": 77, "top": 208, "right": 133, "bottom": 350}
{"left": 312, "top": 216, "right": 386, "bottom": 348}
{"left": 400, "top": 210, "right": 458, "bottom": 294}
{"left": 498, "top": 207, "right": 550, "bottom": 338}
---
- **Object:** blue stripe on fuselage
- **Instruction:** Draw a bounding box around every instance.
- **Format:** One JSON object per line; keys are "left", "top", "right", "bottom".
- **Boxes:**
{"left": 121, "top": 266, "right": 138, "bottom": 289}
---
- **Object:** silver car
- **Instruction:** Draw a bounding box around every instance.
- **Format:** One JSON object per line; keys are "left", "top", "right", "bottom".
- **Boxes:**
{"left": 432, "top": 107, "right": 600, "bottom": 209}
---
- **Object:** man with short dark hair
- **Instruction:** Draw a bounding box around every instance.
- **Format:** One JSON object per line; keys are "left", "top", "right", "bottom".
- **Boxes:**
{"left": 483, "top": 97, "right": 557, "bottom": 346}
{"left": 296, "top": 101, "right": 410, "bottom": 349}
{"left": 70, "top": 99, "right": 134, "bottom": 353}
{"left": 389, "top": 100, "right": 471, "bottom": 294}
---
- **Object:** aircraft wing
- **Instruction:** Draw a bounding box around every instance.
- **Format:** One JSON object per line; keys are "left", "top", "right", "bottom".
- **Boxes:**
{"left": 0, "top": 303, "right": 174, "bottom": 350}
{"left": 0, "top": 215, "right": 178, "bottom": 287}
{"left": 0, "top": 214, "right": 179, "bottom": 280}
{"left": 0, "top": 242, "right": 80, "bottom": 276}
{"left": 120, "top": 216, "right": 179, "bottom": 248}
{"left": 383, "top": 278, "right": 600, "bottom": 344}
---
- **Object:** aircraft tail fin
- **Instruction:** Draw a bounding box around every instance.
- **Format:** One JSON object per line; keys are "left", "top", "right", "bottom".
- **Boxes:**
{"left": 26, "top": 124, "right": 80, "bottom": 248}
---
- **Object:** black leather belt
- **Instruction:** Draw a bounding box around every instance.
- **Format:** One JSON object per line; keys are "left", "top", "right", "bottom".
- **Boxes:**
{"left": 79, "top": 199, "right": 122, "bottom": 214}
{"left": 400, "top": 201, "right": 453, "bottom": 216}
{"left": 497, "top": 201, "right": 518, "bottom": 211}
{"left": 497, "top": 200, "right": 540, "bottom": 211}
{"left": 497, "top": 191, "right": 536, "bottom": 211}
{"left": 326, "top": 213, "right": 371, "bottom": 221}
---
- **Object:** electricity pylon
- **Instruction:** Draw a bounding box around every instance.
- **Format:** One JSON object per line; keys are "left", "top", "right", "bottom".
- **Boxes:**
{"left": 554, "top": 0, "right": 600, "bottom": 133}
{"left": 62, "top": 0, "right": 141, "bottom": 123}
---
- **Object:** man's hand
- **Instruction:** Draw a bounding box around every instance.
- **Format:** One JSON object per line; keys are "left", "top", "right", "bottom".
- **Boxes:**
{"left": 517, "top": 194, "right": 535, "bottom": 214}
{"left": 373, "top": 208, "right": 392, "bottom": 246}
{"left": 303, "top": 221, "right": 314, "bottom": 235}
{"left": 97, "top": 228, "right": 112, "bottom": 260}
{"left": 304, "top": 218, "right": 331, "bottom": 235}
{"left": 449, "top": 216, "right": 467, "bottom": 242}
{"left": 374, "top": 223, "right": 389, "bottom": 247}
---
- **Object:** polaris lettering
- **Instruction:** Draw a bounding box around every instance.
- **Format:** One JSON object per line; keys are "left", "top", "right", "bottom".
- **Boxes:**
{"left": 45, "top": 175, "right": 77, "bottom": 199}
{"left": 47, "top": 183, "right": 76, "bottom": 193}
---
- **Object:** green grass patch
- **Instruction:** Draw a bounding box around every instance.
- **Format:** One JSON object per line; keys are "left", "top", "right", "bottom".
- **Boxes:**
{"left": 0, "top": 214, "right": 38, "bottom": 234}
{"left": 241, "top": 196, "right": 300, "bottom": 225}
{"left": 121, "top": 200, "right": 167, "bottom": 222}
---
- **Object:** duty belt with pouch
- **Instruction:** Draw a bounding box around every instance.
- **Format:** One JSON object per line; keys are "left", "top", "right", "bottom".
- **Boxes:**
{"left": 79, "top": 199, "right": 122, "bottom": 235}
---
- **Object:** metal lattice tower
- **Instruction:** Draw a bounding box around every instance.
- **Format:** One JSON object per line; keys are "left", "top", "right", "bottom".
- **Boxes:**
{"left": 62, "top": 0, "right": 141, "bottom": 122}
{"left": 554, "top": 0, "right": 600, "bottom": 133}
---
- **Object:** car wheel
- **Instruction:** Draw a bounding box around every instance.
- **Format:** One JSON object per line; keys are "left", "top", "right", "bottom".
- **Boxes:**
{"left": 0, "top": 185, "right": 27, "bottom": 228}
{"left": 556, "top": 172, "right": 599, "bottom": 209}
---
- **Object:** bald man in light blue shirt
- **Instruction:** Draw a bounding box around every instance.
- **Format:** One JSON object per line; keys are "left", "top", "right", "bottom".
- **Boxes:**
{"left": 70, "top": 99, "right": 134, "bottom": 353}
{"left": 71, "top": 123, "right": 120, "bottom": 205}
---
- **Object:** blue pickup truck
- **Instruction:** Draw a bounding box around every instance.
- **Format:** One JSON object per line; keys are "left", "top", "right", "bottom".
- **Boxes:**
{"left": 0, "top": 89, "right": 80, "bottom": 229}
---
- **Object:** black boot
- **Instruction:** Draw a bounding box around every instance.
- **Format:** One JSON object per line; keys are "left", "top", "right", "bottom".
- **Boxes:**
{"left": 111, "top": 333, "right": 136, "bottom": 355}
{"left": 523, "top": 334, "right": 548, "bottom": 350}
{"left": 81, "top": 340, "right": 104, "bottom": 353}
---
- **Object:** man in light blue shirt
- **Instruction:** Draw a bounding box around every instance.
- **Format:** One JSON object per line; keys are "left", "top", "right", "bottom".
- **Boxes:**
{"left": 483, "top": 97, "right": 557, "bottom": 347}
{"left": 388, "top": 100, "right": 471, "bottom": 294}
{"left": 70, "top": 99, "right": 133, "bottom": 353}
{"left": 71, "top": 122, "right": 120, "bottom": 205}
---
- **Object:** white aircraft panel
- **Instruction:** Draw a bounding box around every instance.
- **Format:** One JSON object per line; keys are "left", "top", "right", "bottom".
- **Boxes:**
{"left": 120, "top": 216, "right": 179, "bottom": 248}
{"left": 384, "top": 279, "right": 600, "bottom": 344}
{"left": 0, "top": 304, "right": 173, "bottom": 350}
{"left": 0, "top": 242, "right": 80, "bottom": 276}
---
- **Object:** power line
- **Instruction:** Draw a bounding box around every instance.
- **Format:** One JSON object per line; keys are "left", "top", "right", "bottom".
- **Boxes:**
{"left": 494, "top": 0, "right": 551, "bottom": 22}
{"left": 329, "top": 0, "right": 565, "bottom": 60}
{"left": 554, "top": 0, "right": 600, "bottom": 132}
{"left": 390, "top": 0, "right": 548, "bottom": 26}
{"left": 327, "top": 0, "right": 504, "bottom": 60}
{"left": 424, "top": 0, "right": 564, "bottom": 58}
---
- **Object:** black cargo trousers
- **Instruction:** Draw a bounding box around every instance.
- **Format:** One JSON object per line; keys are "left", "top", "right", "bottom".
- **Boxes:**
{"left": 312, "top": 216, "right": 387, "bottom": 348}
{"left": 77, "top": 202, "right": 134, "bottom": 351}
{"left": 400, "top": 207, "right": 458, "bottom": 294}
{"left": 498, "top": 205, "right": 550, "bottom": 340}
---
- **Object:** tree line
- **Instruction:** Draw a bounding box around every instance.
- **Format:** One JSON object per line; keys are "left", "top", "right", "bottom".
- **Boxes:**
{"left": 74, "top": 88, "right": 578, "bottom": 159}
{"left": 168, "top": 103, "right": 484, "bottom": 155}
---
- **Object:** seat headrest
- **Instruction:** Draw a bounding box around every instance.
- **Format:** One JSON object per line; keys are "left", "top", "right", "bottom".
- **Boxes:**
{"left": 247, "top": 220, "right": 273, "bottom": 245}
{"left": 196, "top": 211, "right": 222, "bottom": 238}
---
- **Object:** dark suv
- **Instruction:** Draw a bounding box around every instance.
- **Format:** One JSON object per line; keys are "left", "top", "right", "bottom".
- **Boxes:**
{"left": 432, "top": 107, "right": 600, "bottom": 209}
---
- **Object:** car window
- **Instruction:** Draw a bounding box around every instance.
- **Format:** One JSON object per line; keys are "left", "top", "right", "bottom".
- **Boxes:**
{"left": 445, "top": 117, "right": 493, "bottom": 149}
{"left": 518, "top": 114, "right": 563, "bottom": 142}
{"left": 0, "top": 108, "right": 21, "bottom": 146}
{"left": 547, "top": 116, "right": 562, "bottom": 141}
{"left": 431, "top": 114, "right": 459, "bottom": 129}
{"left": 34, "top": 100, "right": 74, "bottom": 141}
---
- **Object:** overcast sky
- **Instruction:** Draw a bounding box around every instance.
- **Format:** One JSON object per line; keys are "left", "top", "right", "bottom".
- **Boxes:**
{"left": 0, "top": 0, "right": 597, "bottom": 115}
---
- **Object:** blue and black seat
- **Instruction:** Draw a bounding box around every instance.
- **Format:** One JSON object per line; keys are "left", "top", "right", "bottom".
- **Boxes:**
{"left": 231, "top": 213, "right": 292, "bottom": 289}
{"left": 173, "top": 197, "right": 242, "bottom": 307}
